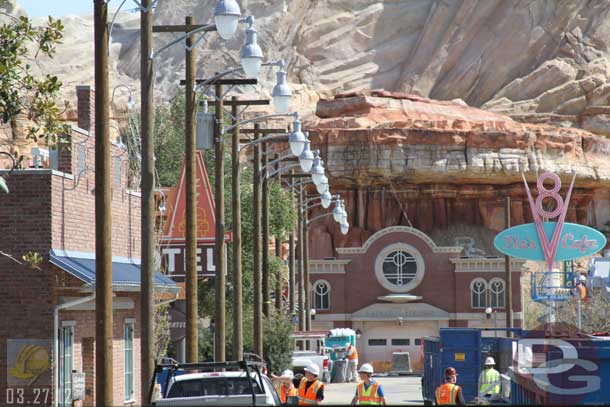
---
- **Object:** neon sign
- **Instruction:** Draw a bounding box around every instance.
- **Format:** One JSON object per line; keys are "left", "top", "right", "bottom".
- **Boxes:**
{"left": 493, "top": 172, "right": 606, "bottom": 264}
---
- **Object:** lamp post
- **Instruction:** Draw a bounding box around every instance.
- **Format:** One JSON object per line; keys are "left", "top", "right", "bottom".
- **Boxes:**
{"left": 110, "top": 84, "right": 136, "bottom": 110}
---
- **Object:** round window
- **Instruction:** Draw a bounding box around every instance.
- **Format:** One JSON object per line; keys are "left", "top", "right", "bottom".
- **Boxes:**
{"left": 382, "top": 251, "right": 418, "bottom": 286}
{"left": 374, "top": 243, "right": 424, "bottom": 293}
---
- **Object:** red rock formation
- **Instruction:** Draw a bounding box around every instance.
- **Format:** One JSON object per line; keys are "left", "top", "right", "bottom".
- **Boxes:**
{"left": 304, "top": 91, "right": 610, "bottom": 259}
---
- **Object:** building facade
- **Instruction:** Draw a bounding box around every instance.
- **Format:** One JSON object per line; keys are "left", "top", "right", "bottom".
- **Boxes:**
{"left": 0, "top": 86, "right": 177, "bottom": 406}
{"left": 309, "top": 226, "right": 523, "bottom": 372}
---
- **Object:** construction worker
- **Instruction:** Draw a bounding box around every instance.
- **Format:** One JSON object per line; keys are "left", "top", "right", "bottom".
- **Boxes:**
{"left": 271, "top": 369, "right": 298, "bottom": 405}
{"left": 297, "top": 363, "right": 324, "bottom": 405}
{"left": 346, "top": 342, "right": 359, "bottom": 383}
{"left": 478, "top": 357, "right": 501, "bottom": 400}
{"left": 351, "top": 363, "right": 386, "bottom": 406}
{"left": 435, "top": 367, "right": 466, "bottom": 405}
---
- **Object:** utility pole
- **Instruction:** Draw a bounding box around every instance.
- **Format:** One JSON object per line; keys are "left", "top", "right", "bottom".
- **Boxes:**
{"left": 274, "top": 154, "right": 282, "bottom": 311}
{"left": 214, "top": 83, "right": 226, "bottom": 362}
{"left": 275, "top": 234, "right": 283, "bottom": 311}
{"left": 262, "top": 143, "right": 270, "bottom": 316}
{"left": 297, "top": 186, "right": 305, "bottom": 331}
{"left": 153, "top": 18, "right": 220, "bottom": 365}
{"left": 252, "top": 124, "right": 263, "bottom": 357}
{"left": 288, "top": 170, "right": 296, "bottom": 314}
{"left": 304, "top": 191, "right": 311, "bottom": 333}
{"left": 505, "top": 195, "right": 513, "bottom": 334}
{"left": 184, "top": 16, "right": 198, "bottom": 363}
{"left": 140, "top": 0, "right": 154, "bottom": 402}
{"left": 94, "top": 0, "right": 113, "bottom": 404}
{"left": 231, "top": 97, "right": 243, "bottom": 360}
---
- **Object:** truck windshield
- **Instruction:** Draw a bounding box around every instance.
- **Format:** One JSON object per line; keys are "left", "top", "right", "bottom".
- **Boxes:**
{"left": 166, "top": 377, "right": 264, "bottom": 398}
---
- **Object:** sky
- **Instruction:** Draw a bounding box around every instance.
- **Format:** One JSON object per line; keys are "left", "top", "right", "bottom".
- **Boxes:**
{"left": 19, "top": 0, "right": 101, "bottom": 18}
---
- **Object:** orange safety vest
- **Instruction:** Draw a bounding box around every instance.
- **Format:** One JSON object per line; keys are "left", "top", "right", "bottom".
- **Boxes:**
{"left": 435, "top": 383, "right": 461, "bottom": 405}
{"left": 347, "top": 345, "right": 359, "bottom": 361}
{"left": 275, "top": 382, "right": 298, "bottom": 404}
{"left": 357, "top": 381, "right": 382, "bottom": 405}
{"left": 297, "top": 377, "right": 324, "bottom": 405}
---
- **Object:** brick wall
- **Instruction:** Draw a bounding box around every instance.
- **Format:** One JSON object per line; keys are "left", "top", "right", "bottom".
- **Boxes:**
{"left": 49, "top": 127, "right": 141, "bottom": 258}
{"left": 59, "top": 295, "right": 142, "bottom": 406}
{"left": 335, "top": 230, "right": 461, "bottom": 314}
{"left": 0, "top": 257, "right": 56, "bottom": 404}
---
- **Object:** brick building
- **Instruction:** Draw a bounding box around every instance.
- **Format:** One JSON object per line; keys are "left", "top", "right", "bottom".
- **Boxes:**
{"left": 0, "top": 85, "right": 178, "bottom": 406}
{"left": 308, "top": 226, "right": 523, "bottom": 372}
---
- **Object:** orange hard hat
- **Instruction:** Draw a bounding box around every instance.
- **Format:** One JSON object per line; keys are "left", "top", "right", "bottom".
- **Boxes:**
{"left": 444, "top": 367, "right": 457, "bottom": 377}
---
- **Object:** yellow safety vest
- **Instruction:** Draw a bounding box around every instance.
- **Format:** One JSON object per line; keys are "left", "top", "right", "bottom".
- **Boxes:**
{"left": 358, "top": 381, "right": 382, "bottom": 405}
{"left": 479, "top": 368, "right": 500, "bottom": 395}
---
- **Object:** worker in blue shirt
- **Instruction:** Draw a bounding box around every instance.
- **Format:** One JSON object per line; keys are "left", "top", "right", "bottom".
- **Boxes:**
{"left": 351, "top": 363, "right": 386, "bottom": 405}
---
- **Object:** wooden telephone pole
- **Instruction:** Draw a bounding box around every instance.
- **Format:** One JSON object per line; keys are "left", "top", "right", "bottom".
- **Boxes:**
{"left": 94, "top": 0, "right": 113, "bottom": 403}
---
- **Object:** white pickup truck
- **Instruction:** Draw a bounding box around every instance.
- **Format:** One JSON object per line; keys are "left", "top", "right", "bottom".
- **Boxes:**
{"left": 151, "top": 359, "right": 280, "bottom": 406}
{"left": 291, "top": 332, "right": 331, "bottom": 383}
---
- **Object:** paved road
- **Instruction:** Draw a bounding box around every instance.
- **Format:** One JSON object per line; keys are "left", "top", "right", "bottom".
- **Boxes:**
{"left": 323, "top": 376, "right": 424, "bottom": 405}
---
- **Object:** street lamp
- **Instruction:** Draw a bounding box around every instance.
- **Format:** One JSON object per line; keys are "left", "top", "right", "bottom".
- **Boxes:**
{"left": 310, "top": 151, "right": 325, "bottom": 186}
{"left": 239, "top": 17, "right": 264, "bottom": 78}
{"left": 272, "top": 61, "right": 293, "bottom": 113}
{"left": 111, "top": 84, "right": 136, "bottom": 110}
{"left": 298, "top": 138, "right": 314, "bottom": 173}
{"left": 214, "top": 0, "right": 242, "bottom": 40}
{"left": 332, "top": 198, "right": 343, "bottom": 222}
{"left": 320, "top": 190, "right": 332, "bottom": 209}
{"left": 288, "top": 115, "right": 306, "bottom": 156}
{"left": 315, "top": 174, "right": 329, "bottom": 194}
{"left": 340, "top": 221, "right": 349, "bottom": 235}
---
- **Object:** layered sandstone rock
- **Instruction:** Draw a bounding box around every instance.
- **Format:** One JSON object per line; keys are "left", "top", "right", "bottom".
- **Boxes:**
{"left": 305, "top": 91, "right": 610, "bottom": 259}
{"left": 10, "top": 0, "right": 610, "bottom": 132}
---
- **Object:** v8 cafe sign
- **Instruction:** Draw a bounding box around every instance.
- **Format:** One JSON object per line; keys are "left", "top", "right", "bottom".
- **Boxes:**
{"left": 494, "top": 222, "right": 606, "bottom": 261}
{"left": 494, "top": 172, "right": 606, "bottom": 265}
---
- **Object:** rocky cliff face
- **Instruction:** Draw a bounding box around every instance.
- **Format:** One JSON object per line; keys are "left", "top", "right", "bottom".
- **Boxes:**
{"left": 305, "top": 91, "right": 610, "bottom": 259}
{"left": 9, "top": 0, "right": 610, "bottom": 131}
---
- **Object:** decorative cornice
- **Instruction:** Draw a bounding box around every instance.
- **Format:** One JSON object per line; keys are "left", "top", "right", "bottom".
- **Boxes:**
{"left": 336, "top": 226, "right": 463, "bottom": 255}
{"left": 309, "top": 259, "right": 351, "bottom": 274}
{"left": 450, "top": 257, "right": 526, "bottom": 272}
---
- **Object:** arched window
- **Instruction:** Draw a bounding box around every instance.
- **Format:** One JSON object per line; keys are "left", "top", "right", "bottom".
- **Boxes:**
{"left": 471, "top": 278, "right": 488, "bottom": 308}
{"left": 489, "top": 278, "right": 506, "bottom": 308}
{"left": 313, "top": 280, "right": 330, "bottom": 310}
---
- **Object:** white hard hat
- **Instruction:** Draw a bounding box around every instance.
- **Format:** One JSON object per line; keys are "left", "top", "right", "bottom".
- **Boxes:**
{"left": 281, "top": 369, "right": 294, "bottom": 379}
{"left": 358, "top": 363, "right": 374, "bottom": 374}
{"left": 579, "top": 274, "right": 587, "bottom": 281}
{"left": 484, "top": 357, "right": 496, "bottom": 365}
{"left": 345, "top": 342, "right": 351, "bottom": 347}
{"left": 304, "top": 363, "right": 320, "bottom": 376}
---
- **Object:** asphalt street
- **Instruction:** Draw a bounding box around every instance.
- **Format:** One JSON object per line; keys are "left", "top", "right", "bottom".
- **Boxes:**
{"left": 323, "top": 376, "right": 424, "bottom": 405}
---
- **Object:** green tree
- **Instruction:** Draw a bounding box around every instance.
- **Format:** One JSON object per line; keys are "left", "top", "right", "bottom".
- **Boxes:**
{"left": 0, "top": 14, "right": 69, "bottom": 144}
{"left": 263, "top": 311, "right": 295, "bottom": 374}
